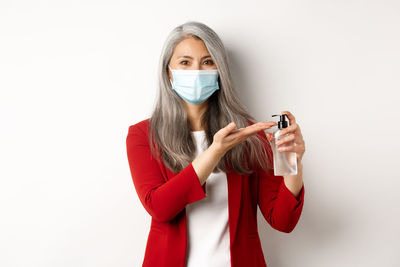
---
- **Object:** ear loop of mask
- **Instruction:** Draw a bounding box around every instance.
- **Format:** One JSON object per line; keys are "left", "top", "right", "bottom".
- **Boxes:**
{"left": 168, "top": 65, "right": 173, "bottom": 85}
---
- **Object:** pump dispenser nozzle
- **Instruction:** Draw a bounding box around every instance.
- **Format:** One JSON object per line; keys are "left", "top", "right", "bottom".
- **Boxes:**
{"left": 272, "top": 114, "right": 288, "bottom": 129}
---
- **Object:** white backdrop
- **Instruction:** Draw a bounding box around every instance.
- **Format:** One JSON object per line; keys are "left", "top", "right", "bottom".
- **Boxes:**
{"left": 1, "top": 0, "right": 399, "bottom": 266}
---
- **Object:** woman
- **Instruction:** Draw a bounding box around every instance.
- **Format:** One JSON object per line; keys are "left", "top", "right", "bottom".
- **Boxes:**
{"left": 126, "top": 21, "right": 306, "bottom": 267}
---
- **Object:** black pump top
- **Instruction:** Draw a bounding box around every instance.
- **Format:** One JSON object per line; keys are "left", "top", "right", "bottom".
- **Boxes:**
{"left": 272, "top": 114, "right": 288, "bottom": 129}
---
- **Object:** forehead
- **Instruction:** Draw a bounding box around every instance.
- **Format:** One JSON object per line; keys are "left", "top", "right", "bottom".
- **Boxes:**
{"left": 172, "top": 37, "right": 210, "bottom": 58}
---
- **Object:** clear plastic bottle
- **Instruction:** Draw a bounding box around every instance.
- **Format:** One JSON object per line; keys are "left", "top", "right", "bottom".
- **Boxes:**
{"left": 270, "top": 114, "right": 297, "bottom": 176}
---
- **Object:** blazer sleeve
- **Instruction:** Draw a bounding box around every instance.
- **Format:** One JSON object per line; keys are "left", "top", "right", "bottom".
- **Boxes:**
{"left": 256, "top": 130, "right": 305, "bottom": 233}
{"left": 126, "top": 124, "right": 207, "bottom": 222}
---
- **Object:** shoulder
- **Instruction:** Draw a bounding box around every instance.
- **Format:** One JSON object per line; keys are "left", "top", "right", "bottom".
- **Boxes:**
{"left": 126, "top": 118, "right": 152, "bottom": 145}
{"left": 127, "top": 117, "right": 151, "bottom": 136}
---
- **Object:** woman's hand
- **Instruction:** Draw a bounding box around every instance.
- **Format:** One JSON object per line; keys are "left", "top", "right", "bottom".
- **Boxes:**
{"left": 211, "top": 121, "right": 277, "bottom": 157}
{"left": 266, "top": 110, "right": 306, "bottom": 164}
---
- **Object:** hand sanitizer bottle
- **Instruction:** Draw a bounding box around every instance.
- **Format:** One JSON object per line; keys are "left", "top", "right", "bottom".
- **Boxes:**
{"left": 271, "top": 114, "right": 297, "bottom": 176}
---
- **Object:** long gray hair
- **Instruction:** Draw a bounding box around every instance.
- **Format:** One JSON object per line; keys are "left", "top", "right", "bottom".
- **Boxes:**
{"left": 149, "top": 21, "right": 273, "bottom": 175}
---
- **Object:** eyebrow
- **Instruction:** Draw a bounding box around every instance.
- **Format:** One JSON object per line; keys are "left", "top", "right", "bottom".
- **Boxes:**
{"left": 177, "top": 55, "right": 212, "bottom": 60}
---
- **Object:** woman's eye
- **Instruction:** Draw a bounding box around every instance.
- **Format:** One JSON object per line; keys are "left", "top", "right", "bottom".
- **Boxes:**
{"left": 179, "top": 60, "right": 214, "bottom": 65}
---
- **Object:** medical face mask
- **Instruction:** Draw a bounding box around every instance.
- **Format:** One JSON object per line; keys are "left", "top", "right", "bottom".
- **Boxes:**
{"left": 168, "top": 65, "right": 220, "bottom": 105}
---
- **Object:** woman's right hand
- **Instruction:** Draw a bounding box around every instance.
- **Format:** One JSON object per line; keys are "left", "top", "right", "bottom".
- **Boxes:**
{"left": 211, "top": 121, "right": 277, "bottom": 157}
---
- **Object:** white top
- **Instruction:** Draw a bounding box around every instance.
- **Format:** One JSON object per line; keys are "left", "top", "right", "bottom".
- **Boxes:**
{"left": 185, "top": 130, "right": 231, "bottom": 267}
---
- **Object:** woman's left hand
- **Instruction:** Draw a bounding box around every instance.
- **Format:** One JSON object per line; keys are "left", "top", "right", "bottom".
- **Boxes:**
{"left": 266, "top": 110, "right": 306, "bottom": 164}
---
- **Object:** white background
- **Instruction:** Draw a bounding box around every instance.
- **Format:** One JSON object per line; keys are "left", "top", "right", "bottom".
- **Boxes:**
{"left": 1, "top": 0, "right": 399, "bottom": 266}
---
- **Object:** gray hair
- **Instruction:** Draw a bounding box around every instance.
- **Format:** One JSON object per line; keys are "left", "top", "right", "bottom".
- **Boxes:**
{"left": 149, "top": 21, "right": 273, "bottom": 175}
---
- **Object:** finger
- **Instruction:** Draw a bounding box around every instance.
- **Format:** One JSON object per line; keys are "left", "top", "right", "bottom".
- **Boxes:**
{"left": 230, "top": 127, "right": 245, "bottom": 134}
{"left": 228, "top": 121, "right": 277, "bottom": 141}
{"left": 230, "top": 122, "right": 271, "bottom": 135}
{"left": 243, "top": 122, "right": 276, "bottom": 136}
{"left": 294, "top": 135, "right": 304, "bottom": 145}
{"left": 260, "top": 120, "right": 278, "bottom": 125}
{"left": 276, "top": 133, "right": 296, "bottom": 146}
{"left": 278, "top": 144, "right": 303, "bottom": 153}
{"left": 267, "top": 132, "right": 273, "bottom": 142}
{"left": 277, "top": 132, "right": 305, "bottom": 147}
{"left": 229, "top": 124, "right": 261, "bottom": 139}
{"left": 255, "top": 121, "right": 278, "bottom": 129}
{"left": 278, "top": 122, "right": 298, "bottom": 136}
{"left": 249, "top": 121, "right": 276, "bottom": 128}
{"left": 221, "top": 122, "right": 237, "bottom": 137}
{"left": 281, "top": 110, "right": 296, "bottom": 125}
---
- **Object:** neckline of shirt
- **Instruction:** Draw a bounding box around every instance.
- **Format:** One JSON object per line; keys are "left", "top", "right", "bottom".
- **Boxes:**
{"left": 191, "top": 130, "right": 206, "bottom": 138}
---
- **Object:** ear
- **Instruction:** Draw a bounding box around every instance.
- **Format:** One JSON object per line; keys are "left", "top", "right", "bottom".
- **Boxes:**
{"left": 167, "top": 66, "right": 173, "bottom": 81}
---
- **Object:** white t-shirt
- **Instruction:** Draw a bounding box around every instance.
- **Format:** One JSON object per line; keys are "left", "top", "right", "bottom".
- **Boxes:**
{"left": 185, "top": 130, "right": 231, "bottom": 267}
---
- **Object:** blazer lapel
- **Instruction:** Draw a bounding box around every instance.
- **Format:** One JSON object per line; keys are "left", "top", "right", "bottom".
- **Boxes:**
{"left": 226, "top": 170, "right": 243, "bottom": 245}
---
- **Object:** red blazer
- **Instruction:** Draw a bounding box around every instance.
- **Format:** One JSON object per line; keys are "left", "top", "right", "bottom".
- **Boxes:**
{"left": 126, "top": 118, "right": 305, "bottom": 267}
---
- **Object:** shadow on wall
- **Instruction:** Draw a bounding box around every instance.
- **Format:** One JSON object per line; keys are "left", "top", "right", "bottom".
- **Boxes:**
{"left": 257, "top": 166, "right": 355, "bottom": 267}
{"left": 224, "top": 47, "right": 270, "bottom": 108}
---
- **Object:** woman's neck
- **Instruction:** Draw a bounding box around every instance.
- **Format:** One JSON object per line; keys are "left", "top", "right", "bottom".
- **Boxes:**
{"left": 184, "top": 100, "right": 208, "bottom": 131}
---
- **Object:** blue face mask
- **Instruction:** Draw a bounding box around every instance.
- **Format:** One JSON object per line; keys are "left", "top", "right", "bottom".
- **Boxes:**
{"left": 168, "top": 65, "right": 220, "bottom": 105}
